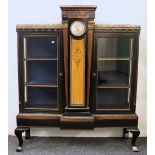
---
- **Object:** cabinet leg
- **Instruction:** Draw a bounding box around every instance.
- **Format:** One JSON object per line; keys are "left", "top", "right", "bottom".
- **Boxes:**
{"left": 25, "top": 128, "right": 31, "bottom": 139}
{"left": 126, "top": 128, "right": 140, "bottom": 152}
{"left": 123, "top": 128, "right": 129, "bottom": 139}
{"left": 14, "top": 127, "right": 30, "bottom": 152}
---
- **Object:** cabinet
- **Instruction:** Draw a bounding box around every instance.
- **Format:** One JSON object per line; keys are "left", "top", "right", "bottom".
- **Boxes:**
{"left": 15, "top": 5, "right": 141, "bottom": 152}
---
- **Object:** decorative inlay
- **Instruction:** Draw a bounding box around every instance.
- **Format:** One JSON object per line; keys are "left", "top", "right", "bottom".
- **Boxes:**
{"left": 70, "top": 38, "right": 85, "bottom": 105}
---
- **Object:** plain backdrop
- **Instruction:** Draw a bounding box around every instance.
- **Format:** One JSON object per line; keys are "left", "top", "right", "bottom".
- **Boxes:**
{"left": 8, "top": 0, "right": 147, "bottom": 137}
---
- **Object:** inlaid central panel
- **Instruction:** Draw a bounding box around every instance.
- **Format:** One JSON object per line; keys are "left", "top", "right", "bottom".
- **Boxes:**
{"left": 70, "top": 38, "right": 85, "bottom": 106}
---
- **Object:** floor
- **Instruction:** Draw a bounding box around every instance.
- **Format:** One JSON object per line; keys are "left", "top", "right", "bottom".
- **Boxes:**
{"left": 8, "top": 136, "right": 147, "bottom": 155}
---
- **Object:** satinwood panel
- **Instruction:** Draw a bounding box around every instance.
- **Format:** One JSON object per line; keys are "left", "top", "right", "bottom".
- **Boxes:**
{"left": 70, "top": 38, "right": 85, "bottom": 105}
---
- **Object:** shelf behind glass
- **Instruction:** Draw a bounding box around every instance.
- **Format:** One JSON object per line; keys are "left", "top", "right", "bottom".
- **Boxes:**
{"left": 98, "top": 71, "right": 129, "bottom": 87}
{"left": 96, "top": 88, "right": 129, "bottom": 109}
{"left": 27, "top": 61, "right": 57, "bottom": 85}
{"left": 97, "top": 60, "right": 130, "bottom": 87}
{"left": 25, "top": 82, "right": 58, "bottom": 88}
{"left": 25, "top": 87, "right": 57, "bottom": 108}
{"left": 25, "top": 58, "right": 58, "bottom": 61}
{"left": 97, "top": 37, "right": 132, "bottom": 58}
{"left": 25, "top": 36, "right": 58, "bottom": 58}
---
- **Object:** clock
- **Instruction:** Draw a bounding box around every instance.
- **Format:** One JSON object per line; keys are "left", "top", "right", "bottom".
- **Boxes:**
{"left": 70, "top": 21, "right": 86, "bottom": 37}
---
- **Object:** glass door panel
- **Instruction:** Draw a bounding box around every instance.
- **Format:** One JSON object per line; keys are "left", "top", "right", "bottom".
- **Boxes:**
{"left": 97, "top": 37, "right": 132, "bottom": 58}
{"left": 97, "top": 88, "right": 129, "bottom": 109}
{"left": 23, "top": 35, "right": 59, "bottom": 109}
{"left": 97, "top": 60, "right": 130, "bottom": 87}
{"left": 26, "top": 37, "right": 58, "bottom": 58}
{"left": 96, "top": 36, "right": 133, "bottom": 110}
{"left": 27, "top": 61, "right": 57, "bottom": 85}
{"left": 25, "top": 87, "right": 57, "bottom": 108}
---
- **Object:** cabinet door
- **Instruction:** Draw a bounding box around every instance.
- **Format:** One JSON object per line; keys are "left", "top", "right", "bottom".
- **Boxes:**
{"left": 19, "top": 33, "right": 63, "bottom": 112}
{"left": 93, "top": 33, "right": 137, "bottom": 113}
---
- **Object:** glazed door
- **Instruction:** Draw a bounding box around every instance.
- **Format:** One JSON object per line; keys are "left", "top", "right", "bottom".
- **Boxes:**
{"left": 93, "top": 33, "right": 137, "bottom": 113}
{"left": 19, "top": 33, "right": 63, "bottom": 113}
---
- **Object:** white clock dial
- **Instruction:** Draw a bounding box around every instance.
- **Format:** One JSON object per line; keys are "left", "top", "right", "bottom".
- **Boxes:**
{"left": 70, "top": 21, "right": 86, "bottom": 37}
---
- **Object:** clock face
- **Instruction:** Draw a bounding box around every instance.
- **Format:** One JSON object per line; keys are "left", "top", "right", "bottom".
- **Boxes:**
{"left": 70, "top": 21, "right": 86, "bottom": 37}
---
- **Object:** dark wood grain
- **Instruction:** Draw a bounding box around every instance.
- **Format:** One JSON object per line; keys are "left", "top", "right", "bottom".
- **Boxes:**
{"left": 63, "top": 23, "right": 69, "bottom": 108}
{"left": 60, "top": 5, "right": 97, "bottom": 20}
{"left": 87, "top": 25, "right": 94, "bottom": 106}
{"left": 16, "top": 113, "right": 138, "bottom": 128}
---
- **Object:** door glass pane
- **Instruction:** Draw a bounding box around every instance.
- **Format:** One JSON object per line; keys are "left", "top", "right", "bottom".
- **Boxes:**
{"left": 96, "top": 36, "right": 132, "bottom": 110}
{"left": 97, "top": 60, "right": 130, "bottom": 86}
{"left": 25, "top": 87, "right": 57, "bottom": 108}
{"left": 26, "top": 37, "right": 58, "bottom": 58}
{"left": 24, "top": 35, "right": 59, "bottom": 110}
{"left": 97, "top": 88, "right": 129, "bottom": 109}
{"left": 27, "top": 61, "right": 57, "bottom": 85}
{"left": 97, "top": 37, "right": 132, "bottom": 58}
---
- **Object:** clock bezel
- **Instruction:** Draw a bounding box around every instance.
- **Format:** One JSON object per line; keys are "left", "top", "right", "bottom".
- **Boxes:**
{"left": 70, "top": 20, "right": 86, "bottom": 38}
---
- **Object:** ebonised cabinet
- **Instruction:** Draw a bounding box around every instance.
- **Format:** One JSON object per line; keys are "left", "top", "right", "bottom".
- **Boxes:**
{"left": 15, "top": 5, "right": 141, "bottom": 152}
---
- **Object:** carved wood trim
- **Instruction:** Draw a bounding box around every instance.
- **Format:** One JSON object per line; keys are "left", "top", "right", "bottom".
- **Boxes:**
{"left": 60, "top": 5, "right": 97, "bottom": 20}
{"left": 16, "top": 24, "right": 63, "bottom": 32}
{"left": 88, "top": 21, "right": 95, "bottom": 30}
{"left": 62, "top": 11, "right": 95, "bottom": 19}
{"left": 95, "top": 24, "right": 141, "bottom": 33}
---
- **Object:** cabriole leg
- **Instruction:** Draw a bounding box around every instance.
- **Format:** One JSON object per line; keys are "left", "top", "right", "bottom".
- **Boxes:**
{"left": 14, "top": 127, "right": 30, "bottom": 152}
{"left": 25, "top": 128, "right": 30, "bottom": 139}
{"left": 126, "top": 128, "right": 140, "bottom": 152}
{"left": 123, "top": 128, "right": 129, "bottom": 139}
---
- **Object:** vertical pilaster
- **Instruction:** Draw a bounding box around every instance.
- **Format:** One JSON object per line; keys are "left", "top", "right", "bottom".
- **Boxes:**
{"left": 87, "top": 21, "right": 95, "bottom": 107}
{"left": 62, "top": 21, "right": 69, "bottom": 109}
